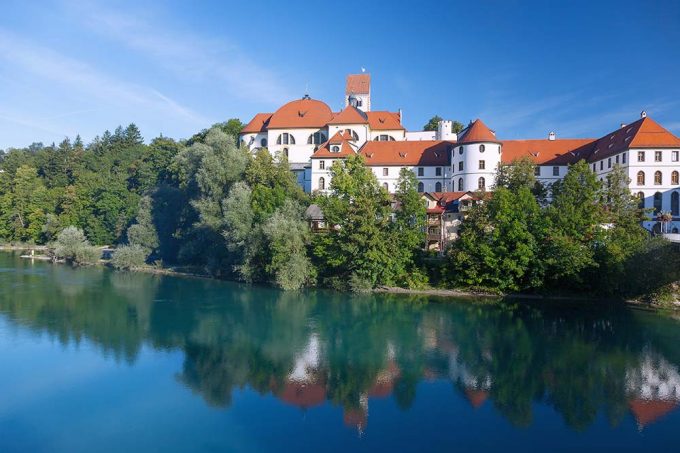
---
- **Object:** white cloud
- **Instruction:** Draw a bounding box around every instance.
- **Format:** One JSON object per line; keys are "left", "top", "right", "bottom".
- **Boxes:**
{"left": 63, "top": 0, "right": 293, "bottom": 105}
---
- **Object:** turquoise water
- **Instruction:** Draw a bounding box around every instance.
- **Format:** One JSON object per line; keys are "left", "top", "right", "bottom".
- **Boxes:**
{"left": 0, "top": 253, "right": 679, "bottom": 451}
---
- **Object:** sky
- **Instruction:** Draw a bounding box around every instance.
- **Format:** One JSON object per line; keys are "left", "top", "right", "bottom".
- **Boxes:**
{"left": 1, "top": 0, "right": 679, "bottom": 149}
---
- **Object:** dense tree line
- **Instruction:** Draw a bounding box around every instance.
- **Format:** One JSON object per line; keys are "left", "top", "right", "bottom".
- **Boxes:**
{"left": 444, "top": 158, "right": 680, "bottom": 297}
{"left": 1, "top": 122, "right": 677, "bottom": 296}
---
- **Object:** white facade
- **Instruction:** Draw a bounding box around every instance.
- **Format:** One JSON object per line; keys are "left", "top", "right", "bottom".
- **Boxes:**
{"left": 370, "top": 165, "right": 452, "bottom": 193}
{"left": 451, "top": 142, "right": 501, "bottom": 192}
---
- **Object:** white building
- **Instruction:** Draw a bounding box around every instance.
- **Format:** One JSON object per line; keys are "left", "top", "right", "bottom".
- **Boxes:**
{"left": 240, "top": 75, "right": 680, "bottom": 233}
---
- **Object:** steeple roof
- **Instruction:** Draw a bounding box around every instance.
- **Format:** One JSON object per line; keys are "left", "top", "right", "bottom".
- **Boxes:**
{"left": 458, "top": 119, "right": 499, "bottom": 144}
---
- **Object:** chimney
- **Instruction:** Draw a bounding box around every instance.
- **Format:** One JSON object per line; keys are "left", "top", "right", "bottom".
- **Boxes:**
{"left": 548, "top": 131, "right": 556, "bottom": 141}
{"left": 398, "top": 108, "right": 403, "bottom": 124}
{"left": 641, "top": 110, "right": 647, "bottom": 118}
{"left": 621, "top": 123, "right": 626, "bottom": 128}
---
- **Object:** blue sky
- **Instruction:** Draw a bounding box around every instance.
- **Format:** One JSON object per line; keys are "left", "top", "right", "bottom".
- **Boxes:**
{"left": 1, "top": 0, "right": 679, "bottom": 149}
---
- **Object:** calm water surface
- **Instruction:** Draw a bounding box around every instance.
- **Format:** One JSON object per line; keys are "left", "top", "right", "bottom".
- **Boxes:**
{"left": 0, "top": 252, "right": 679, "bottom": 452}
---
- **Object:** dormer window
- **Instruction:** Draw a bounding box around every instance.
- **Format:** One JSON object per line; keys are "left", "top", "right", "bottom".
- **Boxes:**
{"left": 331, "top": 145, "right": 340, "bottom": 153}
{"left": 308, "top": 132, "right": 327, "bottom": 145}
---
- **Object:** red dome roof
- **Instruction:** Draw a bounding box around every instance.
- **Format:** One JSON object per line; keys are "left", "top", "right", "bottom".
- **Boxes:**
{"left": 459, "top": 119, "right": 499, "bottom": 144}
{"left": 268, "top": 97, "right": 333, "bottom": 129}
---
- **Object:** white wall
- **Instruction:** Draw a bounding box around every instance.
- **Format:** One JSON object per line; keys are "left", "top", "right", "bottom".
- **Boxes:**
{"left": 370, "top": 165, "right": 451, "bottom": 193}
{"left": 267, "top": 127, "right": 328, "bottom": 164}
{"left": 451, "top": 142, "right": 501, "bottom": 191}
{"left": 368, "top": 129, "right": 406, "bottom": 142}
{"left": 406, "top": 131, "right": 436, "bottom": 141}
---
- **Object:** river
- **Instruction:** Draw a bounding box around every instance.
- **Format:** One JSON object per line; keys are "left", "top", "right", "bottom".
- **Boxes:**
{"left": 0, "top": 252, "right": 678, "bottom": 451}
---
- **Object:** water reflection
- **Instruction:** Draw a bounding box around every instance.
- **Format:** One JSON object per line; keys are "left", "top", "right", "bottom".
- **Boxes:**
{"left": 1, "top": 254, "right": 680, "bottom": 434}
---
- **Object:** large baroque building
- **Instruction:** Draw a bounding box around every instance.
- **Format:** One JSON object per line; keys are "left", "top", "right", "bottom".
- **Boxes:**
{"left": 241, "top": 74, "right": 680, "bottom": 234}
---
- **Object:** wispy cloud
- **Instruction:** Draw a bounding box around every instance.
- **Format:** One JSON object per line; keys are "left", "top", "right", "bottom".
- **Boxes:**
{"left": 62, "top": 0, "right": 293, "bottom": 105}
{"left": 0, "top": 28, "right": 210, "bottom": 128}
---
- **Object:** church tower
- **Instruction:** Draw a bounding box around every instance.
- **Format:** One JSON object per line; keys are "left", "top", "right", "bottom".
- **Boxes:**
{"left": 345, "top": 74, "right": 371, "bottom": 112}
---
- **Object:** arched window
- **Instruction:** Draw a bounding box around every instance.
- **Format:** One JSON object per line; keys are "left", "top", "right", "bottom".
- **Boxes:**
{"left": 276, "top": 133, "right": 295, "bottom": 145}
{"left": 653, "top": 192, "right": 663, "bottom": 214}
{"left": 672, "top": 171, "right": 679, "bottom": 185}
{"left": 417, "top": 182, "right": 424, "bottom": 192}
{"left": 637, "top": 192, "right": 645, "bottom": 209}
{"left": 459, "top": 146, "right": 464, "bottom": 155}
{"left": 260, "top": 138, "right": 267, "bottom": 147}
{"left": 382, "top": 182, "right": 389, "bottom": 191}
{"left": 478, "top": 177, "right": 486, "bottom": 190}
{"left": 654, "top": 171, "right": 663, "bottom": 185}
{"left": 479, "top": 144, "right": 486, "bottom": 153}
{"left": 435, "top": 182, "right": 442, "bottom": 192}
{"left": 672, "top": 191, "right": 679, "bottom": 216}
{"left": 374, "top": 134, "right": 395, "bottom": 141}
{"left": 637, "top": 171, "right": 645, "bottom": 186}
{"left": 458, "top": 178, "right": 464, "bottom": 191}
{"left": 318, "top": 177, "right": 325, "bottom": 190}
{"left": 307, "top": 132, "right": 326, "bottom": 145}
{"left": 343, "top": 129, "right": 359, "bottom": 141}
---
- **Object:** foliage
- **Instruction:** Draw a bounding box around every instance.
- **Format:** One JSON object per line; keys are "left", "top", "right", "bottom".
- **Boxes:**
{"left": 110, "top": 244, "right": 147, "bottom": 270}
{"left": 423, "top": 116, "right": 464, "bottom": 134}
{"left": 52, "top": 226, "right": 100, "bottom": 265}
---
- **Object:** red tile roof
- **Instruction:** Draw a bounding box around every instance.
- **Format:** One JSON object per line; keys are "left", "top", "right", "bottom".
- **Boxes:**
{"left": 366, "top": 111, "right": 404, "bottom": 130}
{"left": 459, "top": 119, "right": 499, "bottom": 144}
{"left": 328, "top": 105, "right": 368, "bottom": 124}
{"left": 267, "top": 97, "right": 333, "bottom": 129}
{"left": 241, "top": 113, "right": 272, "bottom": 133}
{"left": 629, "top": 399, "right": 678, "bottom": 427}
{"left": 360, "top": 140, "right": 453, "bottom": 166}
{"left": 501, "top": 139, "right": 595, "bottom": 165}
{"left": 311, "top": 131, "right": 357, "bottom": 158}
{"left": 346, "top": 74, "right": 370, "bottom": 94}
{"left": 585, "top": 117, "right": 680, "bottom": 163}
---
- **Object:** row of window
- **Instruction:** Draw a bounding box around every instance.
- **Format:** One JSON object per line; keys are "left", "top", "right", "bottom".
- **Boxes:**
{"left": 534, "top": 166, "right": 561, "bottom": 177}
{"left": 638, "top": 191, "right": 680, "bottom": 216}
{"left": 636, "top": 170, "right": 680, "bottom": 186}
{"left": 637, "top": 150, "right": 680, "bottom": 163}
{"left": 456, "top": 145, "right": 501, "bottom": 155}
{"left": 594, "top": 153, "right": 628, "bottom": 171}
{"left": 319, "top": 177, "right": 486, "bottom": 193}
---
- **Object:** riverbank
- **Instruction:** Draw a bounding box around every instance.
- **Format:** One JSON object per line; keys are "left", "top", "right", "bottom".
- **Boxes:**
{"left": 10, "top": 249, "right": 679, "bottom": 309}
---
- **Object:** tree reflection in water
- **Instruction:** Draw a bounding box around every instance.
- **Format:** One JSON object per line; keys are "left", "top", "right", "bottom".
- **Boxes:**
{"left": 1, "top": 255, "right": 680, "bottom": 433}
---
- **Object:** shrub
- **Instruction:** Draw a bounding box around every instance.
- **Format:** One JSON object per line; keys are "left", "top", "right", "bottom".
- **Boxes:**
{"left": 53, "top": 226, "right": 101, "bottom": 265}
{"left": 110, "top": 244, "right": 147, "bottom": 270}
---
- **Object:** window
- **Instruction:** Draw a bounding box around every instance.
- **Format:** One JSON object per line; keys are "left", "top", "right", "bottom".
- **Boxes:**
{"left": 637, "top": 151, "right": 645, "bottom": 162}
{"left": 653, "top": 192, "right": 662, "bottom": 214}
{"left": 479, "top": 160, "right": 485, "bottom": 170}
{"left": 637, "top": 192, "right": 645, "bottom": 209}
{"left": 458, "top": 178, "right": 464, "bottom": 191}
{"left": 383, "top": 182, "right": 389, "bottom": 190}
{"left": 615, "top": 155, "right": 619, "bottom": 164}
{"left": 535, "top": 167, "right": 541, "bottom": 176}
{"left": 307, "top": 132, "right": 326, "bottom": 145}
{"left": 319, "top": 160, "right": 325, "bottom": 170}
{"left": 672, "top": 171, "right": 679, "bottom": 185}
{"left": 478, "top": 177, "right": 486, "bottom": 190}
{"left": 436, "top": 167, "right": 442, "bottom": 176}
{"left": 459, "top": 146, "right": 464, "bottom": 155}
{"left": 608, "top": 158, "right": 612, "bottom": 169}
{"left": 417, "top": 167, "right": 424, "bottom": 176}
{"left": 673, "top": 151, "right": 679, "bottom": 162}
{"left": 260, "top": 138, "right": 267, "bottom": 147}
{"left": 344, "top": 129, "right": 359, "bottom": 141}
{"left": 276, "top": 133, "right": 295, "bottom": 145}
{"left": 383, "top": 168, "right": 389, "bottom": 176}
{"left": 375, "top": 134, "right": 395, "bottom": 141}
{"left": 318, "top": 177, "right": 325, "bottom": 190}
{"left": 672, "top": 191, "right": 679, "bottom": 216}
{"left": 417, "top": 182, "right": 424, "bottom": 192}
{"left": 655, "top": 151, "right": 662, "bottom": 162}
{"left": 479, "top": 144, "right": 486, "bottom": 153}
{"left": 637, "top": 171, "right": 645, "bottom": 186}
{"left": 600, "top": 161, "right": 604, "bottom": 171}
{"left": 283, "top": 148, "right": 289, "bottom": 158}
{"left": 330, "top": 145, "right": 340, "bottom": 153}
{"left": 435, "top": 182, "right": 442, "bottom": 192}
{"left": 592, "top": 163, "right": 596, "bottom": 172}
{"left": 622, "top": 152, "right": 627, "bottom": 164}
{"left": 458, "top": 161, "right": 464, "bottom": 171}
{"left": 654, "top": 171, "right": 662, "bottom": 185}
{"left": 553, "top": 166, "right": 560, "bottom": 176}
